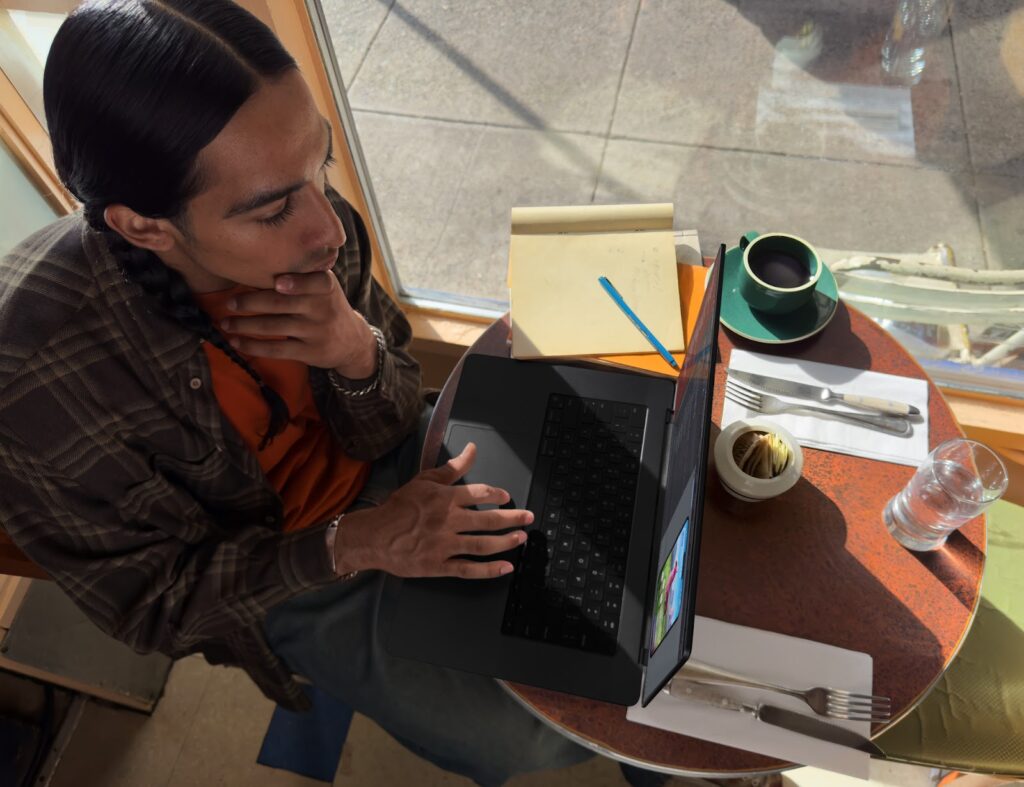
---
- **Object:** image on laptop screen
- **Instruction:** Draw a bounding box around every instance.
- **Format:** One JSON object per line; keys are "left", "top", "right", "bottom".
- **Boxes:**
{"left": 652, "top": 516, "right": 689, "bottom": 648}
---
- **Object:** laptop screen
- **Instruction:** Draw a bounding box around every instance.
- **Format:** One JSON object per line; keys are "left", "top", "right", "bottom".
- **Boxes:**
{"left": 640, "top": 245, "right": 725, "bottom": 706}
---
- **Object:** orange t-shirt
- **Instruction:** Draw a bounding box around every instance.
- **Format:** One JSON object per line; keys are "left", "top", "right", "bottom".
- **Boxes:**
{"left": 195, "top": 285, "right": 370, "bottom": 532}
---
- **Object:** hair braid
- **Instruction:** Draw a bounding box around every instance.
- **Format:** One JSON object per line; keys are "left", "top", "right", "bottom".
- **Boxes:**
{"left": 87, "top": 209, "right": 289, "bottom": 450}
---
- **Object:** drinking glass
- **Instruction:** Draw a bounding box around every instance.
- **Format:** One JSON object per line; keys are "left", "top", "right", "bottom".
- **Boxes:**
{"left": 884, "top": 439, "right": 1007, "bottom": 551}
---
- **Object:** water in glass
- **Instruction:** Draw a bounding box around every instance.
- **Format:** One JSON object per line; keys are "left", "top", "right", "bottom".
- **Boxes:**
{"left": 884, "top": 440, "right": 1007, "bottom": 551}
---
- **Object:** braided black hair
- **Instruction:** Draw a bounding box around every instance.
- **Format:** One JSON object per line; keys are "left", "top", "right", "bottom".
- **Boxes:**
{"left": 45, "top": 0, "right": 298, "bottom": 449}
{"left": 83, "top": 206, "right": 289, "bottom": 450}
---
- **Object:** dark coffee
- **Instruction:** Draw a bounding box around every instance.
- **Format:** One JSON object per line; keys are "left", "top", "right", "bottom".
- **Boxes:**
{"left": 749, "top": 251, "right": 810, "bottom": 289}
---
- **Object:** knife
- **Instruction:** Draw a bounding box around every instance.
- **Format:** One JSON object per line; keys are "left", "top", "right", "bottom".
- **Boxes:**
{"left": 667, "top": 679, "right": 884, "bottom": 756}
{"left": 728, "top": 369, "right": 919, "bottom": 417}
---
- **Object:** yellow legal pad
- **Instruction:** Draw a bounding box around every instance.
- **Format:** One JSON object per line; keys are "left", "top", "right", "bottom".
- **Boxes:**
{"left": 508, "top": 203, "right": 684, "bottom": 360}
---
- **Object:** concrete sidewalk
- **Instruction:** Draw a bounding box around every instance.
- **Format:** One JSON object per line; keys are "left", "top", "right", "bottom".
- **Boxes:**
{"left": 323, "top": 0, "right": 1023, "bottom": 302}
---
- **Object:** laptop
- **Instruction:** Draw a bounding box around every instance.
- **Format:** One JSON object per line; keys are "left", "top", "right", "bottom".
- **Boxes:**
{"left": 382, "top": 245, "right": 725, "bottom": 706}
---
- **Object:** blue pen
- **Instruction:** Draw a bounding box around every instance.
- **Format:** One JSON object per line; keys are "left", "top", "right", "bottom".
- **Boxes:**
{"left": 598, "top": 276, "right": 680, "bottom": 371}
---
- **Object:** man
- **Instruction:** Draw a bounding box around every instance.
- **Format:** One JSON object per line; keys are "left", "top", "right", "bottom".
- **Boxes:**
{"left": 0, "top": 2, "right": 601, "bottom": 785}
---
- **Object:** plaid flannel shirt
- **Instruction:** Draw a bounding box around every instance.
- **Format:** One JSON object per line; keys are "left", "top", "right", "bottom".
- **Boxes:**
{"left": 0, "top": 189, "right": 422, "bottom": 711}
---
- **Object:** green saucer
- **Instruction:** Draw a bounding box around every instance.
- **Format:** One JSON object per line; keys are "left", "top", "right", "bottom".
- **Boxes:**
{"left": 720, "top": 245, "right": 839, "bottom": 344}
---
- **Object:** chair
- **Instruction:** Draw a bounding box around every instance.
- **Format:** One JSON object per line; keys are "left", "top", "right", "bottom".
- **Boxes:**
{"left": 0, "top": 531, "right": 49, "bottom": 580}
{"left": 874, "top": 499, "right": 1024, "bottom": 776}
{"left": 819, "top": 243, "right": 1024, "bottom": 368}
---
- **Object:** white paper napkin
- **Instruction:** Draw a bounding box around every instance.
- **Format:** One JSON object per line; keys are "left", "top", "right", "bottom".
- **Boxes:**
{"left": 627, "top": 616, "right": 874, "bottom": 780}
{"left": 723, "top": 350, "right": 929, "bottom": 466}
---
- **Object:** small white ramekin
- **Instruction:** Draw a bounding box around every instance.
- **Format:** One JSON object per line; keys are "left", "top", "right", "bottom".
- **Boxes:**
{"left": 713, "top": 419, "right": 804, "bottom": 502}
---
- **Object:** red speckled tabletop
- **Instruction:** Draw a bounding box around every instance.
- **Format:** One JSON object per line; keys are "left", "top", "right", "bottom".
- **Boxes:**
{"left": 421, "top": 299, "right": 984, "bottom": 777}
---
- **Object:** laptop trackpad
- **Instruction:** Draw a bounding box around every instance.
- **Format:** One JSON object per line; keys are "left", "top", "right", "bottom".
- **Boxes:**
{"left": 444, "top": 424, "right": 533, "bottom": 513}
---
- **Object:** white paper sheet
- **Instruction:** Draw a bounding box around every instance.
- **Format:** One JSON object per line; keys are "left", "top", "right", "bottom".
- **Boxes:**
{"left": 627, "top": 616, "right": 875, "bottom": 780}
{"left": 723, "top": 350, "right": 929, "bottom": 466}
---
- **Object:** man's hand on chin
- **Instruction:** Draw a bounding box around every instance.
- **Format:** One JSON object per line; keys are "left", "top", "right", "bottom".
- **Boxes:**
{"left": 219, "top": 270, "right": 378, "bottom": 377}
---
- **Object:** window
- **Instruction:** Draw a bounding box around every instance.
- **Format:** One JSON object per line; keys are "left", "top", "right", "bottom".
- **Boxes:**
{"left": 0, "top": 133, "right": 56, "bottom": 255}
{"left": 0, "top": 8, "right": 64, "bottom": 129}
{"left": 314, "top": 0, "right": 1024, "bottom": 397}
{"left": 0, "top": 5, "right": 67, "bottom": 252}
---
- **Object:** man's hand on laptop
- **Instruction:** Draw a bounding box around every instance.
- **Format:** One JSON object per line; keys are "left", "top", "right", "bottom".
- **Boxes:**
{"left": 334, "top": 443, "right": 533, "bottom": 579}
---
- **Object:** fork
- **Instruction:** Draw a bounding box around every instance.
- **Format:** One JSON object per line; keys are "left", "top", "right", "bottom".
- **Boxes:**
{"left": 725, "top": 380, "right": 911, "bottom": 436}
{"left": 678, "top": 660, "right": 892, "bottom": 722}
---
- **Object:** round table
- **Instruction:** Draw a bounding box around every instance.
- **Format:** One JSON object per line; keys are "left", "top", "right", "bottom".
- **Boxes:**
{"left": 421, "top": 299, "right": 985, "bottom": 778}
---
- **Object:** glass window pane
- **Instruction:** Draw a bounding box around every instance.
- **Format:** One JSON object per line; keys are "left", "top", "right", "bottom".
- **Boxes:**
{"left": 319, "top": 0, "right": 1024, "bottom": 396}
{"left": 0, "top": 135, "right": 58, "bottom": 257}
{"left": 0, "top": 9, "right": 65, "bottom": 129}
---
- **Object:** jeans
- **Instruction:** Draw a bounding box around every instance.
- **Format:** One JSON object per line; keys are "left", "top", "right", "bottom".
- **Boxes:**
{"left": 263, "top": 407, "right": 594, "bottom": 786}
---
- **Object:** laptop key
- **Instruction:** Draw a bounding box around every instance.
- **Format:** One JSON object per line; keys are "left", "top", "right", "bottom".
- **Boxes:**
{"left": 583, "top": 602, "right": 602, "bottom": 619}
{"left": 560, "top": 627, "right": 583, "bottom": 648}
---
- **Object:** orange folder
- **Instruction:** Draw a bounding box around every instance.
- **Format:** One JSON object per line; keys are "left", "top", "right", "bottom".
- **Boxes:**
{"left": 587, "top": 263, "right": 709, "bottom": 378}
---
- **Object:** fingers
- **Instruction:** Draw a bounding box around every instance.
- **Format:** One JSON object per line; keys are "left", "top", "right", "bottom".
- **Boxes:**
{"left": 454, "top": 530, "right": 527, "bottom": 557}
{"left": 228, "top": 288, "right": 325, "bottom": 316}
{"left": 441, "top": 557, "right": 516, "bottom": 580}
{"left": 225, "top": 336, "right": 309, "bottom": 360}
{"left": 451, "top": 482, "right": 510, "bottom": 508}
{"left": 421, "top": 442, "right": 476, "bottom": 485}
{"left": 461, "top": 507, "right": 534, "bottom": 530}
{"left": 274, "top": 271, "right": 337, "bottom": 295}
{"left": 222, "top": 314, "right": 314, "bottom": 338}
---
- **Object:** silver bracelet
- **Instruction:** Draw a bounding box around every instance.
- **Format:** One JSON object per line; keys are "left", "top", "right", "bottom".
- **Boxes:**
{"left": 328, "top": 323, "right": 386, "bottom": 398}
{"left": 326, "top": 512, "right": 359, "bottom": 581}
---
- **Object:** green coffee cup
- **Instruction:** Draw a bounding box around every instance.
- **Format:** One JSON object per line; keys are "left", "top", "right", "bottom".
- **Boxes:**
{"left": 738, "top": 231, "right": 823, "bottom": 315}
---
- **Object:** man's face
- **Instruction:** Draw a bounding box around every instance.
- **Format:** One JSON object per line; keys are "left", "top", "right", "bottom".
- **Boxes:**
{"left": 167, "top": 69, "right": 346, "bottom": 293}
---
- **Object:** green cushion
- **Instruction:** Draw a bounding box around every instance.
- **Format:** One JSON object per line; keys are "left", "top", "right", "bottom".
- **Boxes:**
{"left": 875, "top": 499, "right": 1024, "bottom": 775}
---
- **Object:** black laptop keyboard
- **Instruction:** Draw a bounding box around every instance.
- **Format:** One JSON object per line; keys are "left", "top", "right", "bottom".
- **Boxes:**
{"left": 501, "top": 393, "right": 647, "bottom": 655}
